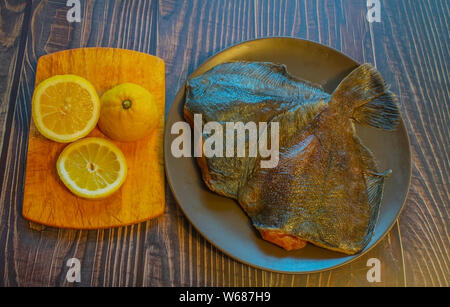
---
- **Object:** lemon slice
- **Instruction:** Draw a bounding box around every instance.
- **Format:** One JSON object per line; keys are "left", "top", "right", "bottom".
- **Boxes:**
{"left": 32, "top": 75, "right": 100, "bottom": 143}
{"left": 57, "top": 137, "right": 127, "bottom": 199}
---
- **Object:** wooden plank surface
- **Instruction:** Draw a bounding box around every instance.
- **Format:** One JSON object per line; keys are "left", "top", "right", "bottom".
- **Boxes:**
{"left": 380, "top": 0, "right": 449, "bottom": 286}
{"left": 0, "top": 0, "right": 447, "bottom": 287}
{"left": 0, "top": 0, "right": 29, "bottom": 196}
{"left": 0, "top": 0, "right": 31, "bottom": 287}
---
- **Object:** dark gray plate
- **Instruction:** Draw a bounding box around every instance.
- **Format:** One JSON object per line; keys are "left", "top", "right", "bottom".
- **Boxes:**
{"left": 164, "top": 37, "right": 411, "bottom": 273}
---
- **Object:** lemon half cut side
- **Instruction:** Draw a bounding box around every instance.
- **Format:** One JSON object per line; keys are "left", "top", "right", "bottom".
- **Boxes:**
{"left": 32, "top": 75, "right": 100, "bottom": 143}
{"left": 57, "top": 137, "right": 128, "bottom": 199}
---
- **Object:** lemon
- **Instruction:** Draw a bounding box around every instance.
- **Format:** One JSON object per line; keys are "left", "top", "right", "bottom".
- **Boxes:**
{"left": 57, "top": 137, "right": 127, "bottom": 199}
{"left": 32, "top": 75, "right": 100, "bottom": 143}
{"left": 98, "top": 83, "right": 159, "bottom": 142}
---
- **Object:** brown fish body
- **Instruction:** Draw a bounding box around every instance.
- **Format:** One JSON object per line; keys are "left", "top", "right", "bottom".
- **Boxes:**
{"left": 184, "top": 62, "right": 400, "bottom": 255}
{"left": 240, "top": 108, "right": 373, "bottom": 253}
{"left": 238, "top": 64, "right": 399, "bottom": 254}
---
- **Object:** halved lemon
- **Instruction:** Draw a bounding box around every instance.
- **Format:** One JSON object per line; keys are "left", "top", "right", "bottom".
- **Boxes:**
{"left": 57, "top": 137, "right": 127, "bottom": 199}
{"left": 32, "top": 75, "right": 100, "bottom": 143}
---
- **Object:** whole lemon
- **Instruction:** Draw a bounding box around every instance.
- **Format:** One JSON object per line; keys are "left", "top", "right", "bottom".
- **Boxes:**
{"left": 99, "top": 83, "right": 159, "bottom": 142}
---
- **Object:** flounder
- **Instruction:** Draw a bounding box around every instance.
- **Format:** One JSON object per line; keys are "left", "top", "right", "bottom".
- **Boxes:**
{"left": 184, "top": 62, "right": 400, "bottom": 254}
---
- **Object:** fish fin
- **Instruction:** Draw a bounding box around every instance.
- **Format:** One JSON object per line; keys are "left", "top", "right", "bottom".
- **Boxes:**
{"left": 330, "top": 63, "right": 400, "bottom": 130}
{"left": 355, "top": 137, "right": 378, "bottom": 170}
{"left": 353, "top": 91, "right": 400, "bottom": 130}
{"left": 363, "top": 170, "right": 392, "bottom": 245}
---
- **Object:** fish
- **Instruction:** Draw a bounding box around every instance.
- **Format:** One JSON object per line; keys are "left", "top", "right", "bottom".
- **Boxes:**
{"left": 184, "top": 62, "right": 330, "bottom": 198}
{"left": 238, "top": 64, "right": 399, "bottom": 254}
{"left": 184, "top": 61, "right": 400, "bottom": 254}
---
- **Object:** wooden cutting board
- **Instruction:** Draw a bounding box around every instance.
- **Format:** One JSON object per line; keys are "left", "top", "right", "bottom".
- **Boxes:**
{"left": 22, "top": 48, "right": 165, "bottom": 229}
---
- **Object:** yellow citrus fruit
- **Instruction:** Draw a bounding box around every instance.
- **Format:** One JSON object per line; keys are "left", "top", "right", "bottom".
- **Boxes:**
{"left": 57, "top": 137, "right": 128, "bottom": 199}
{"left": 32, "top": 75, "right": 100, "bottom": 143}
{"left": 98, "top": 83, "right": 159, "bottom": 142}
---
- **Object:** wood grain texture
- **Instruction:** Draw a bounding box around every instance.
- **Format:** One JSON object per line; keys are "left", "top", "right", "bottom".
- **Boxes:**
{"left": 0, "top": 0, "right": 31, "bottom": 287}
{"left": 0, "top": 0, "right": 29, "bottom": 183}
{"left": 23, "top": 48, "right": 165, "bottom": 229}
{"left": 374, "top": 0, "right": 449, "bottom": 287}
{"left": 0, "top": 0, "right": 447, "bottom": 287}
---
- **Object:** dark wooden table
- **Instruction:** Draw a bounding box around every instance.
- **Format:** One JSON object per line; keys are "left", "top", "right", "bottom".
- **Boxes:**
{"left": 0, "top": 0, "right": 448, "bottom": 287}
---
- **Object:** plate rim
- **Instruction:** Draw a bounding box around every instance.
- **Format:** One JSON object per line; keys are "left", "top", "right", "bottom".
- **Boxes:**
{"left": 164, "top": 36, "right": 412, "bottom": 274}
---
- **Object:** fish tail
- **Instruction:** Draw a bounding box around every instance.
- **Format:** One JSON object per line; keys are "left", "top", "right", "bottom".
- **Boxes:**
{"left": 330, "top": 63, "right": 400, "bottom": 130}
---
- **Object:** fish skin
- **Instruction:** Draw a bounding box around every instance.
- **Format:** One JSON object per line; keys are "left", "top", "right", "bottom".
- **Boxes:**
{"left": 238, "top": 64, "right": 399, "bottom": 254}
{"left": 185, "top": 62, "right": 329, "bottom": 198}
{"left": 239, "top": 110, "right": 376, "bottom": 254}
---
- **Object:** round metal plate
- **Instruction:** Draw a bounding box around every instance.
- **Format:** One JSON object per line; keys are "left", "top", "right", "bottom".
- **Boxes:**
{"left": 164, "top": 37, "right": 411, "bottom": 273}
